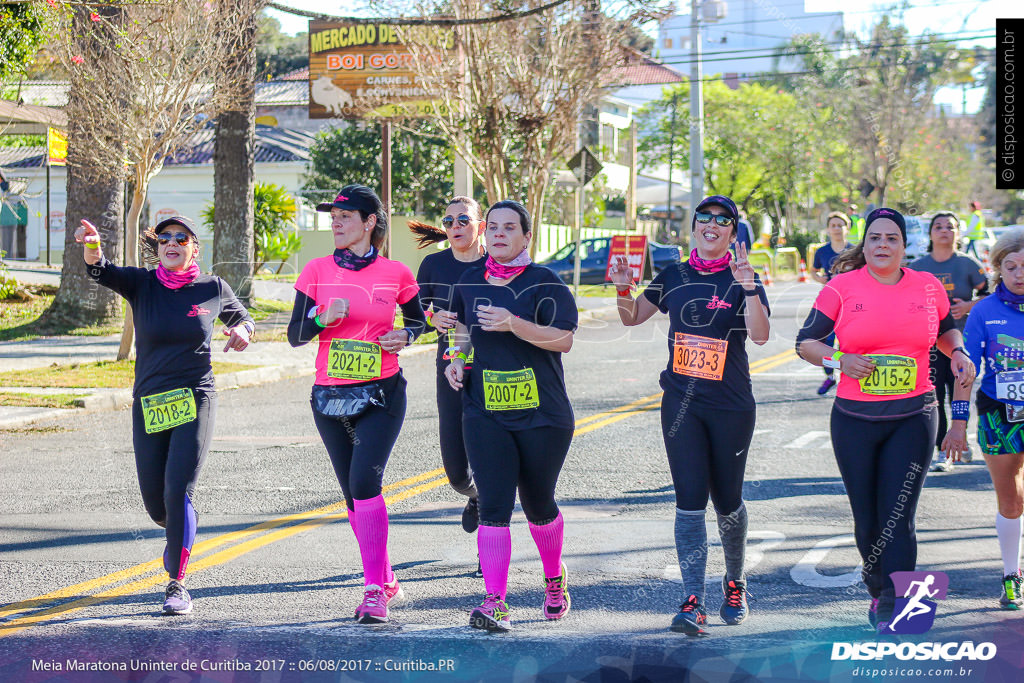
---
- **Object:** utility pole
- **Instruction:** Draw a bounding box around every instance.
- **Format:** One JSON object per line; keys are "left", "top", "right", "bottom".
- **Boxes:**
{"left": 666, "top": 93, "right": 677, "bottom": 238}
{"left": 689, "top": 0, "right": 704, "bottom": 225}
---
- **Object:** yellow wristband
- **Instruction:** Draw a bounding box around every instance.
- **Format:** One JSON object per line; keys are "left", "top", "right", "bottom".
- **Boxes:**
{"left": 85, "top": 243, "right": 99, "bottom": 249}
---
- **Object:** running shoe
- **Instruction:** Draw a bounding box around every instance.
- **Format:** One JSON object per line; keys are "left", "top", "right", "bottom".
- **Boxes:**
{"left": 462, "top": 497, "right": 480, "bottom": 534}
{"left": 868, "top": 597, "right": 880, "bottom": 628}
{"left": 817, "top": 377, "right": 837, "bottom": 395}
{"left": 543, "top": 562, "right": 571, "bottom": 620}
{"left": 1000, "top": 570, "right": 1024, "bottom": 610}
{"left": 930, "top": 452, "right": 953, "bottom": 472}
{"left": 383, "top": 575, "right": 405, "bottom": 609}
{"left": 670, "top": 595, "right": 708, "bottom": 636}
{"left": 720, "top": 578, "right": 749, "bottom": 625}
{"left": 470, "top": 593, "right": 512, "bottom": 632}
{"left": 162, "top": 580, "right": 192, "bottom": 615}
{"left": 354, "top": 585, "right": 388, "bottom": 624}
{"left": 475, "top": 557, "right": 483, "bottom": 579}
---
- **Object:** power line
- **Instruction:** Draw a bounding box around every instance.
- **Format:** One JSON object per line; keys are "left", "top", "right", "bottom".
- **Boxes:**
{"left": 265, "top": 0, "right": 574, "bottom": 26}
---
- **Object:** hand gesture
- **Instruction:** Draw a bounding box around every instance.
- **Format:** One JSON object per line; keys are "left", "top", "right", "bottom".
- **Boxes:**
{"left": 319, "top": 298, "right": 349, "bottom": 326}
{"left": 378, "top": 329, "right": 410, "bottom": 354}
{"left": 950, "top": 298, "right": 971, "bottom": 320}
{"left": 609, "top": 255, "right": 633, "bottom": 288}
{"left": 432, "top": 309, "right": 458, "bottom": 332}
{"left": 729, "top": 242, "right": 756, "bottom": 290}
{"left": 75, "top": 219, "right": 102, "bottom": 264}
{"left": 941, "top": 424, "right": 969, "bottom": 462}
{"left": 951, "top": 350, "right": 976, "bottom": 388}
{"left": 444, "top": 361, "right": 464, "bottom": 391}
{"left": 477, "top": 305, "right": 515, "bottom": 333}
{"left": 839, "top": 353, "right": 877, "bottom": 380}
{"left": 222, "top": 325, "right": 250, "bottom": 352}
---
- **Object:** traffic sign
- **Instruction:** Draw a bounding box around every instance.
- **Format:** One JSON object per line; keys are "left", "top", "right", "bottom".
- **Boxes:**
{"left": 567, "top": 146, "right": 602, "bottom": 187}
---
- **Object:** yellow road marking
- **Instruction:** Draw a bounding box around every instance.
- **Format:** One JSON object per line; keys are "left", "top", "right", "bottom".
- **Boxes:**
{"left": 572, "top": 392, "right": 663, "bottom": 429}
{"left": 749, "top": 349, "right": 796, "bottom": 372}
{"left": 574, "top": 399, "right": 661, "bottom": 436}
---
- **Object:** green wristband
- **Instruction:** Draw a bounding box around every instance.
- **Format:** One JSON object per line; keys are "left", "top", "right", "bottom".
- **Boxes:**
{"left": 314, "top": 314, "right": 326, "bottom": 328}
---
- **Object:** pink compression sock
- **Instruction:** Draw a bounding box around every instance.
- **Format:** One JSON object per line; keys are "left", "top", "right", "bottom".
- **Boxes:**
{"left": 528, "top": 512, "right": 564, "bottom": 579}
{"left": 347, "top": 507, "right": 395, "bottom": 584}
{"left": 477, "top": 525, "right": 512, "bottom": 600}
{"left": 352, "top": 497, "right": 391, "bottom": 587}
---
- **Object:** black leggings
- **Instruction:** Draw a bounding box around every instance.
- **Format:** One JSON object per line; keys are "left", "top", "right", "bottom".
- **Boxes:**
{"left": 929, "top": 347, "right": 955, "bottom": 449}
{"left": 132, "top": 388, "right": 215, "bottom": 580}
{"left": 311, "top": 372, "right": 407, "bottom": 509}
{"left": 435, "top": 366, "right": 476, "bottom": 498}
{"left": 662, "top": 392, "right": 755, "bottom": 513}
{"left": 463, "top": 413, "right": 572, "bottom": 526}
{"left": 830, "top": 407, "right": 937, "bottom": 600}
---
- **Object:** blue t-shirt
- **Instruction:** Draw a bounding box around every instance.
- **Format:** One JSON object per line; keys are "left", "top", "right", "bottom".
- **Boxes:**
{"left": 812, "top": 242, "right": 852, "bottom": 281}
{"left": 963, "top": 294, "right": 1024, "bottom": 413}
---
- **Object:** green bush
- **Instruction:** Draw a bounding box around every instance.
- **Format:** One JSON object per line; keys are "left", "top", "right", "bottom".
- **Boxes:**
{"left": 786, "top": 229, "right": 823, "bottom": 262}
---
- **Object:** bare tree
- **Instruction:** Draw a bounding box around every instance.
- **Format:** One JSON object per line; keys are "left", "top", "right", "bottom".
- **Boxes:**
{"left": 364, "top": 0, "right": 660, "bottom": 253}
{"left": 47, "top": 0, "right": 262, "bottom": 358}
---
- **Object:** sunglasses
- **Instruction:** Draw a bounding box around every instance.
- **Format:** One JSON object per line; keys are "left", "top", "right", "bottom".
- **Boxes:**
{"left": 441, "top": 214, "right": 473, "bottom": 229}
{"left": 156, "top": 232, "right": 193, "bottom": 246}
{"left": 695, "top": 212, "right": 735, "bottom": 227}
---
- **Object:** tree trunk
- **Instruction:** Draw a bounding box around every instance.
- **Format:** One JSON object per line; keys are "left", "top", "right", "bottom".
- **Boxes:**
{"left": 41, "top": 5, "right": 126, "bottom": 331}
{"left": 115, "top": 183, "right": 147, "bottom": 360}
{"left": 212, "top": 6, "right": 257, "bottom": 307}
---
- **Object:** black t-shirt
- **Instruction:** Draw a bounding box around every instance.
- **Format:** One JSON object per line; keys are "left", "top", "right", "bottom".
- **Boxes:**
{"left": 452, "top": 264, "right": 578, "bottom": 430}
{"left": 642, "top": 262, "right": 770, "bottom": 411}
{"left": 87, "top": 258, "right": 253, "bottom": 397}
{"left": 416, "top": 248, "right": 486, "bottom": 366}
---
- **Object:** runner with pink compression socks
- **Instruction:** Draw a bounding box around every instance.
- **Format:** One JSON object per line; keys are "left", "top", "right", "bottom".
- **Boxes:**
{"left": 445, "top": 200, "right": 578, "bottom": 632}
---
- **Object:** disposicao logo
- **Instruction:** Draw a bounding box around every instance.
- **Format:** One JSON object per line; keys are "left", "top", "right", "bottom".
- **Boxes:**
{"left": 831, "top": 571, "right": 997, "bottom": 662}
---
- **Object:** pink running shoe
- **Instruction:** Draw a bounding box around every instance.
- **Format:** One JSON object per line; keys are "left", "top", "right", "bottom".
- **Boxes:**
{"left": 354, "top": 585, "right": 388, "bottom": 624}
{"left": 469, "top": 593, "right": 512, "bottom": 632}
{"left": 383, "top": 575, "right": 406, "bottom": 608}
{"left": 543, "top": 562, "right": 571, "bottom": 620}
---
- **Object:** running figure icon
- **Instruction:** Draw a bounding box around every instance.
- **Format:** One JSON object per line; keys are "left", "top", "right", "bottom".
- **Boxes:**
{"left": 886, "top": 574, "right": 939, "bottom": 630}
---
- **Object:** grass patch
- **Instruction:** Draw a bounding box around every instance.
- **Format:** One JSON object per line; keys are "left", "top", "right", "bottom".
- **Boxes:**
{"left": 0, "top": 360, "right": 255, "bottom": 389}
{"left": 0, "top": 287, "right": 122, "bottom": 342}
{"left": 0, "top": 424, "right": 68, "bottom": 434}
{"left": 0, "top": 392, "right": 82, "bottom": 408}
{"left": 249, "top": 298, "right": 292, "bottom": 323}
{"left": 254, "top": 272, "right": 299, "bottom": 282}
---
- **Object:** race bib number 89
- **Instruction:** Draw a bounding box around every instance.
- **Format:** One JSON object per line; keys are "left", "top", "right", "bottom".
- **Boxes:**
{"left": 859, "top": 355, "right": 917, "bottom": 396}
{"left": 483, "top": 368, "right": 540, "bottom": 411}
{"left": 328, "top": 339, "right": 382, "bottom": 380}
{"left": 996, "top": 371, "right": 1024, "bottom": 401}
{"left": 141, "top": 388, "right": 196, "bottom": 434}
{"left": 672, "top": 333, "right": 727, "bottom": 381}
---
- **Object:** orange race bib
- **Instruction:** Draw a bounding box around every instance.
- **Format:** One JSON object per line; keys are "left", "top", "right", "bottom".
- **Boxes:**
{"left": 672, "top": 333, "right": 727, "bottom": 381}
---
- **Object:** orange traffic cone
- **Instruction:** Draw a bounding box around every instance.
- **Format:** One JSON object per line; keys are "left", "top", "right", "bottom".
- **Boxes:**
{"left": 761, "top": 264, "right": 773, "bottom": 287}
{"left": 798, "top": 259, "right": 809, "bottom": 283}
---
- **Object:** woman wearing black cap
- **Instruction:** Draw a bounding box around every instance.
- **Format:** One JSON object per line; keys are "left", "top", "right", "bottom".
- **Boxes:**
{"left": 287, "top": 185, "right": 426, "bottom": 624}
{"left": 795, "top": 207, "right": 975, "bottom": 631}
{"left": 75, "top": 216, "right": 254, "bottom": 616}
{"left": 411, "top": 197, "right": 487, "bottom": 545}
{"left": 610, "top": 194, "right": 770, "bottom": 636}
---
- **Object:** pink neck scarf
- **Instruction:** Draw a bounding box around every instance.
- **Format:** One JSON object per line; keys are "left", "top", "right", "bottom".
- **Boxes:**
{"left": 689, "top": 249, "right": 732, "bottom": 273}
{"left": 156, "top": 263, "right": 200, "bottom": 289}
{"left": 485, "top": 249, "right": 532, "bottom": 280}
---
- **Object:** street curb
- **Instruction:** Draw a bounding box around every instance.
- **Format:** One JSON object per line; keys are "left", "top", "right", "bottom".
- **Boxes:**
{"left": 1, "top": 343, "right": 438, "bottom": 429}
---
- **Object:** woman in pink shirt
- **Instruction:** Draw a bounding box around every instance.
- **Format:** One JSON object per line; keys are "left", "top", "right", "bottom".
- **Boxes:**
{"left": 795, "top": 208, "right": 974, "bottom": 631}
{"left": 287, "top": 185, "right": 426, "bottom": 624}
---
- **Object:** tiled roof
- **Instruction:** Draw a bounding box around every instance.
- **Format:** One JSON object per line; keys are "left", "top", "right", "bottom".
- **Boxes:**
{"left": 255, "top": 80, "right": 308, "bottom": 106}
{"left": 607, "top": 49, "right": 684, "bottom": 86}
{"left": 0, "top": 125, "right": 315, "bottom": 169}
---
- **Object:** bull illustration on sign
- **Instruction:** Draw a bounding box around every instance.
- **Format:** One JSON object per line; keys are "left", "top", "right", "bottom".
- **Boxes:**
{"left": 311, "top": 76, "right": 354, "bottom": 116}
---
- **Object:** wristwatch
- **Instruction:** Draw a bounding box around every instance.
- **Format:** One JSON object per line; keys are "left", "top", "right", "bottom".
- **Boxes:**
{"left": 822, "top": 350, "right": 844, "bottom": 370}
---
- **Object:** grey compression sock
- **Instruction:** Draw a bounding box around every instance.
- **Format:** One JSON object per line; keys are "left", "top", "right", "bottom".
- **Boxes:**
{"left": 675, "top": 507, "right": 708, "bottom": 605}
{"left": 717, "top": 502, "right": 748, "bottom": 584}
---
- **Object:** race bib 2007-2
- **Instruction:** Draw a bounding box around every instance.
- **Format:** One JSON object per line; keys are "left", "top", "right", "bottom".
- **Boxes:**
{"left": 483, "top": 368, "right": 540, "bottom": 411}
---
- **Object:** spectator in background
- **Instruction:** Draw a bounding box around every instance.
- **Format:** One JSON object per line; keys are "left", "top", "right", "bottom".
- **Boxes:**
{"left": 732, "top": 212, "right": 753, "bottom": 254}
{"left": 0, "top": 168, "right": 9, "bottom": 193}
{"left": 965, "top": 201, "right": 986, "bottom": 259}
{"left": 810, "top": 212, "right": 855, "bottom": 395}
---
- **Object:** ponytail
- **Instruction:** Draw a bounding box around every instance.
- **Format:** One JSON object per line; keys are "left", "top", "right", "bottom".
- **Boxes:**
{"left": 832, "top": 243, "right": 866, "bottom": 275}
{"left": 409, "top": 220, "right": 447, "bottom": 248}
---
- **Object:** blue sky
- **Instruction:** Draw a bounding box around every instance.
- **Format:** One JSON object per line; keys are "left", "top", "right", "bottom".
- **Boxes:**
{"left": 266, "top": 1, "right": 1016, "bottom": 113}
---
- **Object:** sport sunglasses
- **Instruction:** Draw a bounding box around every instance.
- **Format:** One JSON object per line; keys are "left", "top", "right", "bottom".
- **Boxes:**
{"left": 695, "top": 212, "right": 735, "bottom": 227}
{"left": 156, "top": 231, "right": 193, "bottom": 246}
{"left": 441, "top": 214, "right": 474, "bottom": 229}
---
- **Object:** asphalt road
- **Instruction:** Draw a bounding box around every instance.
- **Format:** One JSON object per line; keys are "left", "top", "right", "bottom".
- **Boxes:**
{"left": 1, "top": 282, "right": 1022, "bottom": 682}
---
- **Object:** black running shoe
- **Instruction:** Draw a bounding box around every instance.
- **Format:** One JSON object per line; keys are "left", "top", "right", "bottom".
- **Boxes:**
{"left": 474, "top": 557, "right": 483, "bottom": 579}
{"left": 720, "top": 578, "right": 749, "bottom": 625}
{"left": 670, "top": 595, "right": 708, "bottom": 636}
{"left": 462, "top": 498, "right": 480, "bottom": 534}
{"left": 162, "top": 580, "right": 192, "bottom": 615}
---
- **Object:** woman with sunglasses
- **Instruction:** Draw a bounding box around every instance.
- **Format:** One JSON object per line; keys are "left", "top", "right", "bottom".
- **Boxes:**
{"left": 610, "top": 195, "right": 770, "bottom": 636}
{"left": 909, "top": 212, "right": 988, "bottom": 472}
{"left": 75, "top": 216, "right": 254, "bottom": 616}
{"left": 411, "top": 198, "right": 487, "bottom": 548}
{"left": 795, "top": 208, "right": 974, "bottom": 631}
{"left": 287, "top": 185, "right": 426, "bottom": 625}
{"left": 444, "top": 200, "right": 577, "bottom": 632}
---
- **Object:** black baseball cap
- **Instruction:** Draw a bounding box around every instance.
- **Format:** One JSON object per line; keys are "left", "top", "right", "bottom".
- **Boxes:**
{"left": 316, "top": 184, "right": 382, "bottom": 214}
{"left": 153, "top": 215, "right": 199, "bottom": 240}
{"left": 864, "top": 207, "right": 906, "bottom": 244}
{"left": 693, "top": 195, "right": 740, "bottom": 229}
